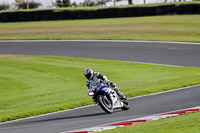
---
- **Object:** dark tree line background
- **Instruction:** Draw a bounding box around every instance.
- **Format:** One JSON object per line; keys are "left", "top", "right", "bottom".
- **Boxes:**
{"left": 0, "top": 0, "right": 199, "bottom": 11}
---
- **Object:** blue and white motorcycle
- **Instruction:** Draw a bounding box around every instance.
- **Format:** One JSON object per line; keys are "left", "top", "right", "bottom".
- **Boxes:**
{"left": 88, "top": 82, "right": 129, "bottom": 113}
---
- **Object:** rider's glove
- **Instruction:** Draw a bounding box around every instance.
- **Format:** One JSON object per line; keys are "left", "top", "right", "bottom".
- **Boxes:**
{"left": 110, "top": 82, "right": 116, "bottom": 88}
{"left": 103, "top": 80, "right": 109, "bottom": 85}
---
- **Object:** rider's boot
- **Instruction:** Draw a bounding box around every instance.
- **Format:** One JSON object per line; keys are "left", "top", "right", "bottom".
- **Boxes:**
{"left": 117, "top": 92, "right": 127, "bottom": 100}
{"left": 92, "top": 97, "right": 97, "bottom": 104}
{"left": 112, "top": 85, "right": 127, "bottom": 100}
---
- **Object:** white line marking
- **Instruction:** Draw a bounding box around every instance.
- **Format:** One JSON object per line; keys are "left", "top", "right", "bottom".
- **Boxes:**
{"left": 0, "top": 40, "right": 200, "bottom": 45}
{"left": 122, "top": 60, "right": 182, "bottom": 67}
{"left": 129, "top": 84, "right": 200, "bottom": 100}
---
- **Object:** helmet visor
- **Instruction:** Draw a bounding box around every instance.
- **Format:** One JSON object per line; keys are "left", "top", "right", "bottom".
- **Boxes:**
{"left": 85, "top": 73, "right": 93, "bottom": 79}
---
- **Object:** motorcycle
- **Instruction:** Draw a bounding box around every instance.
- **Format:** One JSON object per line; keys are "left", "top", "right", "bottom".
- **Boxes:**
{"left": 88, "top": 82, "right": 129, "bottom": 113}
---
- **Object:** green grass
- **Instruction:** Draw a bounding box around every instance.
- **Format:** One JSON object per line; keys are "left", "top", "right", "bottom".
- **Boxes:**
{"left": 0, "top": 15, "right": 200, "bottom": 42}
{"left": 102, "top": 112, "right": 200, "bottom": 133}
{"left": 1, "top": 54, "right": 200, "bottom": 122}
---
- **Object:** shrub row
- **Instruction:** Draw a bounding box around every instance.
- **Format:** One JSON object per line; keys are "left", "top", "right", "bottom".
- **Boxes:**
{"left": 0, "top": 4, "right": 200, "bottom": 22}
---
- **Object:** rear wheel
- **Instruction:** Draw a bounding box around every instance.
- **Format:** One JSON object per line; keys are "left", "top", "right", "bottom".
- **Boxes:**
{"left": 97, "top": 95, "right": 113, "bottom": 113}
{"left": 121, "top": 100, "right": 130, "bottom": 110}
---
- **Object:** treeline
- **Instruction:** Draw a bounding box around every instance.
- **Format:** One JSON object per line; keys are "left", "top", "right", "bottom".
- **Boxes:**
{"left": 0, "top": 3, "right": 200, "bottom": 22}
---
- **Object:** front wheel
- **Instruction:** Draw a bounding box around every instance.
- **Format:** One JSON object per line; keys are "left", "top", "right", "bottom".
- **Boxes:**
{"left": 97, "top": 95, "right": 113, "bottom": 114}
{"left": 121, "top": 100, "right": 130, "bottom": 110}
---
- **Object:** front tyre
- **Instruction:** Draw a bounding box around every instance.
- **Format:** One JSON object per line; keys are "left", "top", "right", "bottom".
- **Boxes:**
{"left": 97, "top": 95, "right": 113, "bottom": 114}
{"left": 121, "top": 100, "right": 130, "bottom": 110}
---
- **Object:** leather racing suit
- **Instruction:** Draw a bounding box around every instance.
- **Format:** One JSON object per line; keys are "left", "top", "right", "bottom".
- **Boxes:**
{"left": 86, "top": 72, "right": 126, "bottom": 101}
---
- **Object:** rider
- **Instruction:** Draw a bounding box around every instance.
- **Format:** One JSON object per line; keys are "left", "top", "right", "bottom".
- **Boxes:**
{"left": 84, "top": 68, "right": 126, "bottom": 101}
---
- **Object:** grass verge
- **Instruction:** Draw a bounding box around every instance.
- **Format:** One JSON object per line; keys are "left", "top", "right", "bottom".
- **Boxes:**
{"left": 101, "top": 112, "right": 200, "bottom": 133}
{"left": 0, "top": 15, "right": 200, "bottom": 42}
{"left": 0, "top": 54, "right": 200, "bottom": 122}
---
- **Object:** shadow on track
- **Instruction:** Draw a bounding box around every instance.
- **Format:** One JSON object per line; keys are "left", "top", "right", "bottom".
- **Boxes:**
{"left": 32, "top": 112, "right": 106, "bottom": 123}
{"left": 0, "top": 112, "right": 107, "bottom": 128}
{"left": 20, "top": 110, "right": 122, "bottom": 125}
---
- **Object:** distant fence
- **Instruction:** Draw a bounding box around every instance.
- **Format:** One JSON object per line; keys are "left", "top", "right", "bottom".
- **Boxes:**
{"left": 0, "top": 4, "right": 200, "bottom": 22}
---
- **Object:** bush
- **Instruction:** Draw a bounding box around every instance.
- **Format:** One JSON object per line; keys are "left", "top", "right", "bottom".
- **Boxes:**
{"left": 185, "top": 4, "right": 197, "bottom": 14}
{"left": 156, "top": 5, "right": 175, "bottom": 15}
{"left": 57, "top": 0, "right": 71, "bottom": 7}
{"left": 136, "top": 7, "right": 147, "bottom": 16}
{"left": 16, "top": 1, "right": 41, "bottom": 9}
{"left": 126, "top": 7, "right": 137, "bottom": 17}
{"left": 146, "top": 6, "right": 157, "bottom": 16}
{"left": 87, "top": 10, "right": 97, "bottom": 19}
{"left": 97, "top": 9, "right": 108, "bottom": 18}
{"left": 1, "top": 12, "right": 11, "bottom": 22}
{"left": 196, "top": 4, "right": 200, "bottom": 13}
{"left": 27, "top": 11, "right": 35, "bottom": 21}
{"left": 34, "top": 10, "right": 44, "bottom": 21}
{"left": 117, "top": 8, "right": 129, "bottom": 17}
{"left": 10, "top": 12, "right": 20, "bottom": 22}
{"left": 51, "top": 11, "right": 61, "bottom": 20}
{"left": 60, "top": 10, "right": 70, "bottom": 20}
{"left": 78, "top": 10, "right": 88, "bottom": 19}
{"left": 107, "top": 8, "right": 118, "bottom": 18}
{"left": 43, "top": 10, "right": 54, "bottom": 20}
{"left": 68, "top": 10, "right": 79, "bottom": 19}
{"left": 19, "top": 11, "right": 28, "bottom": 21}
{"left": 156, "top": 5, "right": 166, "bottom": 15}
{"left": 0, "top": 3, "right": 9, "bottom": 11}
{"left": 164, "top": 5, "right": 175, "bottom": 14}
{"left": 174, "top": 4, "right": 186, "bottom": 14}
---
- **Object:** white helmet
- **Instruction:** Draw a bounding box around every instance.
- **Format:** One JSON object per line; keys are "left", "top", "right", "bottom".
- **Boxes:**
{"left": 84, "top": 68, "right": 94, "bottom": 80}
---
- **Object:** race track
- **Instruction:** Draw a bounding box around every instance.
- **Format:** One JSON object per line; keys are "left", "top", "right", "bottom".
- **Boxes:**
{"left": 0, "top": 40, "right": 200, "bottom": 133}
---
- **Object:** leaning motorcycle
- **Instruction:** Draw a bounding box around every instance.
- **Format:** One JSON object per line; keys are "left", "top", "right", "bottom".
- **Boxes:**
{"left": 88, "top": 82, "right": 129, "bottom": 113}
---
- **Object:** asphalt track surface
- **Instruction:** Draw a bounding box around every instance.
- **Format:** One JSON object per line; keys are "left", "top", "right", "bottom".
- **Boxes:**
{"left": 0, "top": 40, "right": 200, "bottom": 133}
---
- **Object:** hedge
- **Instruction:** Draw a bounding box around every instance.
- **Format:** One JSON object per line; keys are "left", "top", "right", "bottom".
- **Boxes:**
{"left": 87, "top": 10, "right": 97, "bottom": 19}
{"left": 97, "top": 9, "right": 108, "bottom": 18}
{"left": 60, "top": 10, "right": 69, "bottom": 20}
{"left": 146, "top": 6, "right": 157, "bottom": 16}
{"left": 1, "top": 12, "right": 11, "bottom": 22}
{"left": 34, "top": 10, "right": 44, "bottom": 21}
{"left": 156, "top": 5, "right": 175, "bottom": 15}
{"left": 78, "top": 10, "right": 88, "bottom": 19}
{"left": 107, "top": 8, "right": 118, "bottom": 18}
{"left": 0, "top": 3, "right": 200, "bottom": 23}
{"left": 68, "top": 10, "right": 79, "bottom": 19}
{"left": 126, "top": 7, "right": 137, "bottom": 17}
{"left": 117, "top": 8, "right": 129, "bottom": 17}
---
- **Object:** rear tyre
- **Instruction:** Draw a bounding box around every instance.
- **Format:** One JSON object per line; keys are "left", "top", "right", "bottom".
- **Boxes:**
{"left": 121, "top": 100, "right": 130, "bottom": 110}
{"left": 97, "top": 95, "right": 113, "bottom": 114}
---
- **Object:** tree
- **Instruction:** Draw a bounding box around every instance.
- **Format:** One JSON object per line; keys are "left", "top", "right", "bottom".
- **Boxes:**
{"left": 71, "top": 1, "right": 77, "bottom": 7}
{"left": 57, "top": 0, "right": 63, "bottom": 7}
{"left": 56, "top": 0, "right": 71, "bottom": 7}
{"left": 15, "top": 1, "right": 41, "bottom": 9}
{"left": 128, "top": 0, "right": 133, "bottom": 5}
{"left": 63, "top": 0, "right": 71, "bottom": 7}
{"left": 0, "top": 3, "right": 10, "bottom": 11}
